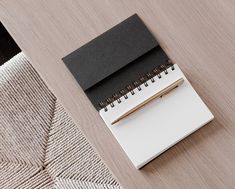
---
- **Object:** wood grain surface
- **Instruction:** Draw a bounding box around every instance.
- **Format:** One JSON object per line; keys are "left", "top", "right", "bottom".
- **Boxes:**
{"left": 0, "top": 0, "right": 235, "bottom": 188}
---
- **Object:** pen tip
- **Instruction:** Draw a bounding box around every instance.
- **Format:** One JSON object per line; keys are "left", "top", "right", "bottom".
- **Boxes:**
{"left": 111, "top": 119, "right": 118, "bottom": 125}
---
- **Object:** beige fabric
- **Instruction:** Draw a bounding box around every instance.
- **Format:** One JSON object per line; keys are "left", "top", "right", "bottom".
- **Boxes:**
{"left": 0, "top": 53, "right": 121, "bottom": 189}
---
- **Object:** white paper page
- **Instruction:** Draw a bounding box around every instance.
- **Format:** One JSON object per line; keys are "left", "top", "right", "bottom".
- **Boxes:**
{"left": 99, "top": 64, "right": 214, "bottom": 169}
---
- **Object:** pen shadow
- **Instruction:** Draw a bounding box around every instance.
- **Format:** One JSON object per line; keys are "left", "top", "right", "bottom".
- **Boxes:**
{"left": 140, "top": 117, "right": 222, "bottom": 174}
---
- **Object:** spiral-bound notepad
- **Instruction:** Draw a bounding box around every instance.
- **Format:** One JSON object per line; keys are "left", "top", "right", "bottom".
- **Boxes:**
{"left": 99, "top": 64, "right": 213, "bottom": 168}
{"left": 63, "top": 14, "right": 214, "bottom": 168}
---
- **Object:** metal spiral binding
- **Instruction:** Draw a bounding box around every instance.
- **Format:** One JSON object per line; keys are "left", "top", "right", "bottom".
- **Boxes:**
{"left": 99, "top": 60, "right": 175, "bottom": 112}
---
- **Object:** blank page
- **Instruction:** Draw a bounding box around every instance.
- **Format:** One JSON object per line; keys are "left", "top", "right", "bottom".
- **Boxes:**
{"left": 100, "top": 64, "right": 214, "bottom": 169}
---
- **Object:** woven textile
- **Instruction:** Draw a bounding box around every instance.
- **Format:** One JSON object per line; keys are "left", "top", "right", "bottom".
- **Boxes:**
{"left": 0, "top": 53, "right": 121, "bottom": 189}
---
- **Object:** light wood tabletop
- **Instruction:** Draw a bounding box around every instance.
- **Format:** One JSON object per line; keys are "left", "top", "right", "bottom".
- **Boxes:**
{"left": 1, "top": 0, "right": 235, "bottom": 188}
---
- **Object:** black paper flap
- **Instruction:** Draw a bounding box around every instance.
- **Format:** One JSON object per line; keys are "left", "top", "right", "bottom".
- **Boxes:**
{"left": 63, "top": 14, "right": 158, "bottom": 91}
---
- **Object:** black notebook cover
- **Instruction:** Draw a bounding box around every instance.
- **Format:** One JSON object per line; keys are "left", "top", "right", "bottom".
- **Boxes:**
{"left": 62, "top": 14, "right": 169, "bottom": 110}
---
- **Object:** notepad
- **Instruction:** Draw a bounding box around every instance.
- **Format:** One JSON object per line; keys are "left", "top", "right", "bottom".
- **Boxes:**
{"left": 99, "top": 64, "right": 213, "bottom": 168}
{"left": 62, "top": 14, "right": 214, "bottom": 169}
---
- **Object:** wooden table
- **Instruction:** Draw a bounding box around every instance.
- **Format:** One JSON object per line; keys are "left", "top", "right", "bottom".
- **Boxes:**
{"left": 1, "top": 1, "right": 235, "bottom": 188}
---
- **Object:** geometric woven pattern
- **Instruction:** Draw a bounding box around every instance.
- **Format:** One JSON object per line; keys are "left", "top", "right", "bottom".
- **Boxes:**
{"left": 0, "top": 53, "right": 121, "bottom": 189}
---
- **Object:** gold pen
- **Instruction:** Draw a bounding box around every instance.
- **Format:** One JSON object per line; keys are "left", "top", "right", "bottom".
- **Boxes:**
{"left": 111, "top": 78, "right": 184, "bottom": 125}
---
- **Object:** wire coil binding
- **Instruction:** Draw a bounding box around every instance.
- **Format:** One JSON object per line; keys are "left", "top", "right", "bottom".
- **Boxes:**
{"left": 99, "top": 60, "right": 175, "bottom": 112}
